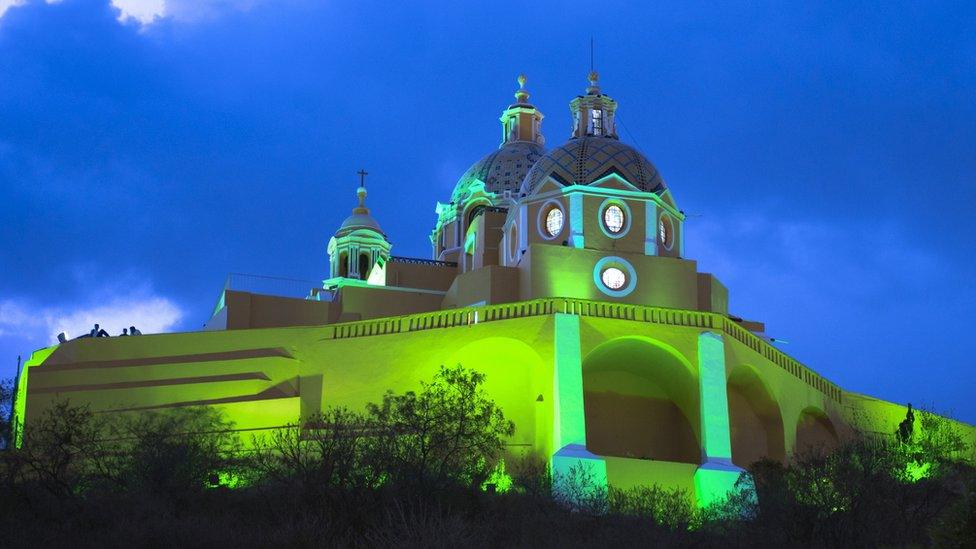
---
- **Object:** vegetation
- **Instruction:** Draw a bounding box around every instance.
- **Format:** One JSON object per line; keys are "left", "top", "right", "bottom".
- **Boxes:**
{"left": 0, "top": 367, "right": 973, "bottom": 547}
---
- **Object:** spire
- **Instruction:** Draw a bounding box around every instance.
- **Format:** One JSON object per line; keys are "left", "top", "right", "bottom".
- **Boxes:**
{"left": 500, "top": 73, "right": 545, "bottom": 146}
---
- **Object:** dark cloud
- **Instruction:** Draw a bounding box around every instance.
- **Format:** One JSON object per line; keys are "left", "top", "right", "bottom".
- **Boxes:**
{"left": 1, "top": 0, "right": 974, "bottom": 420}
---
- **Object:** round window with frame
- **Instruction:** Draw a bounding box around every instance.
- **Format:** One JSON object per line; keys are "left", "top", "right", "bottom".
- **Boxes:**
{"left": 544, "top": 206, "right": 564, "bottom": 237}
{"left": 603, "top": 204, "right": 625, "bottom": 234}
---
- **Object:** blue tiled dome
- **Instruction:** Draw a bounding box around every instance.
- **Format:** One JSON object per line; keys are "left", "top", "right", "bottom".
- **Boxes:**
{"left": 451, "top": 141, "right": 545, "bottom": 204}
{"left": 520, "top": 137, "right": 665, "bottom": 195}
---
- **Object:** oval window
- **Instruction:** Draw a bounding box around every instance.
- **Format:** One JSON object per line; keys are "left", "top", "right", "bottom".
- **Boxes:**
{"left": 659, "top": 215, "right": 673, "bottom": 249}
{"left": 601, "top": 267, "right": 626, "bottom": 290}
{"left": 545, "top": 207, "right": 564, "bottom": 237}
{"left": 603, "top": 204, "right": 625, "bottom": 234}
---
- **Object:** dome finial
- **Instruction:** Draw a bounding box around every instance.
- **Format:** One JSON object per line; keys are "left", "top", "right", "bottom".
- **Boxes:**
{"left": 586, "top": 70, "right": 600, "bottom": 95}
{"left": 357, "top": 185, "right": 367, "bottom": 208}
{"left": 514, "top": 73, "right": 530, "bottom": 103}
{"left": 355, "top": 169, "right": 369, "bottom": 211}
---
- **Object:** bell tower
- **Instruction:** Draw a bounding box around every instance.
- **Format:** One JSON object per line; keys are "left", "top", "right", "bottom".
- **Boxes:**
{"left": 326, "top": 171, "right": 392, "bottom": 284}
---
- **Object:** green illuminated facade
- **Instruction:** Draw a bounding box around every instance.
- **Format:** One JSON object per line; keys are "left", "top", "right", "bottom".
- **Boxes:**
{"left": 17, "top": 73, "right": 976, "bottom": 506}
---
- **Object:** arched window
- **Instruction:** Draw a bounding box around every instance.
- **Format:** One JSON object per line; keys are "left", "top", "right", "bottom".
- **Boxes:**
{"left": 358, "top": 253, "right": 370, "bottom": 280}
{"left": 339, "top": 252, "right": 348, "bottom": 278}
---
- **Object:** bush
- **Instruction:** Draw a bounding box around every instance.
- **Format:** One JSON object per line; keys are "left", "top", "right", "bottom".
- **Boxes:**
{"left": 1, "top": 370, "right": 973, "bottom": 546}
{"left": 363, "top": 364, "right": 515, "bottom": 492}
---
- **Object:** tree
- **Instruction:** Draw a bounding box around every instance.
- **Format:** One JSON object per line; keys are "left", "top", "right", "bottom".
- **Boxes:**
{"left": 364, "top": 364, "right": 515, "bottom": 492}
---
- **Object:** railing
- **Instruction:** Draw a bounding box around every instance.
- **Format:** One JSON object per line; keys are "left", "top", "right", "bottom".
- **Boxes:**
{"left": 388, "top": 256, "right": 458, "bottom": 268}
{"left": 324, "top": 297, "right": 842, "bottom": 403}
{"left": 212, "top": 273, "right": 323, "bottom": 315}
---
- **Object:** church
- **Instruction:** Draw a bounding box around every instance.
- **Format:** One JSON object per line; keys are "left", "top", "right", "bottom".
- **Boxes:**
{"left": 15, "top": 72, "right": 976, "bottom": 506}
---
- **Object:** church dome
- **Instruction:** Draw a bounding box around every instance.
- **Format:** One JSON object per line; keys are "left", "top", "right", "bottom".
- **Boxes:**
{"left": 448, "top": 74, "right": 546, "bottom": 206}
{"left": 451, "top": 141, "right": 544, "bottom": 203}
{"left": 520, "top": 136, "right": 666, "bottom": 196}
{"left": 334, "top": 186, "right": 385, "bottom": 237}
{"left": 336, "top": 211, "right": 383, "bottom": 236}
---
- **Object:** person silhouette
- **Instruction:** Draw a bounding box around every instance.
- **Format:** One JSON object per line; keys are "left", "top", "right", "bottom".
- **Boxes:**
{"left": 90, "top": 323, "right": 109, "bottom": 337}
{"left": 120, "top": 328, "right": 129, "bottom": 336}
{"left": 129, "top": 325, "right": 142, "bottom": 335}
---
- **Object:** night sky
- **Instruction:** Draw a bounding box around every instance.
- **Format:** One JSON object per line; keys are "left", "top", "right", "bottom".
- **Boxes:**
{"left": 1, "top": 0, "right": 974, "bottom": 422}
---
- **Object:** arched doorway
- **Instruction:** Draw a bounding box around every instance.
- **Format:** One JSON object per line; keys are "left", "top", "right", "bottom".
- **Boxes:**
{"left": 795, "top": 407, "right": 840, "bottom": 455}
{"left": 582, "top": 337, "right": 700, "bottom": 464}
{"left": 727, "top": 364, "right": 786, "bottom": 467}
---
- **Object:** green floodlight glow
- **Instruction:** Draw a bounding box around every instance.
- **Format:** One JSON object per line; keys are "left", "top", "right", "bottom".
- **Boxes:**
{"left": 904, "top": 460, "right": 932, "bottom": 483}
{"left": 553, "top": 313, "right": 586, "bottom": 449}
{"left": 13, "top": 345, "right": 58, "bottom": 448}
{"left": 481, "top": 459, "right": 513, "bottom": 493}
{"left": 693, "top": 332, "right": 747, "bottom": 508}
{"left": 698, "top": 332, "right": 733, "bottom": 461}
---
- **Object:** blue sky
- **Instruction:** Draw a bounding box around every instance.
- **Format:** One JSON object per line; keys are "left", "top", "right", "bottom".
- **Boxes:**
{"left": 1, "top": 0, "right": 974, "bottom": 422}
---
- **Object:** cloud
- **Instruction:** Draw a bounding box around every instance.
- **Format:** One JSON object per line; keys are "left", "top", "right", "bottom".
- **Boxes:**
{"left": 0, "top": 1, "right": 21, "bottom": 19}
{"left": 0, "top": 0, "right": 262, "bottom": 24}
{"left": 110, "top": 0, "right": 163, "bottom": 24}
{"left": 0, "top": 283, "right": 183, "bottom": 344}
{"left": 687, "top": 213, "right": 944, "bottom": 321}
{"left": 111, "top": 0, "right": 262, "bottom": 25}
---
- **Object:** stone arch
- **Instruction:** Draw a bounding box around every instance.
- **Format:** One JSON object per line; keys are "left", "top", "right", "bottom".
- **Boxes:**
{"left": 338, "top": 251, "right": 349, "bottom": 278}
{"left": 582, "top": 336, "right": 700, "bottom": 464}
{"left": 447, "top": 337, "right": 546, "bottom": 449}
{"left": 726, "top": 363, "right": 786, "bottom": 466}
{"left": 795, "top": 406, "right": 840, "bottom": 455}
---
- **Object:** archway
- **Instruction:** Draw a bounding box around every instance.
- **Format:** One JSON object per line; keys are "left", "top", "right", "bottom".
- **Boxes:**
{"left": 795, "top": 407, "right": 840, "bottom": 455}
{"left": 582, "top": 336, "right": 700, "bottom": 464}
{"left": 727, "top": 364, "right": 786, "bottom": 467}
{"left": 358, "top": 253, "right": 370, "bottom": 280}
{"left": 447, "top": 337, "right": 546, "bottom": 449}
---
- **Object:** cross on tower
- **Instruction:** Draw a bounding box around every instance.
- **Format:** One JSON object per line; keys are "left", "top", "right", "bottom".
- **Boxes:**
{"left": 358, "top": 169, "right": 368, "bottom": 188}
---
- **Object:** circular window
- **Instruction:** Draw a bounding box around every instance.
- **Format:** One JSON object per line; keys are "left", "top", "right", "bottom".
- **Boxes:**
{"left": 593, "top": 256, "right": 637, "bottom": 297}
{"left": 545, "top": 207, "right": 564, "bottom": 237}
{"left": 659, "top": 215, "right": 674, "bottom": 250}
{"left": 601, "top": 267, "right": 626, "bottom": 290}
{"left": 603, "top": 205, "right": 625, "bottom": 234}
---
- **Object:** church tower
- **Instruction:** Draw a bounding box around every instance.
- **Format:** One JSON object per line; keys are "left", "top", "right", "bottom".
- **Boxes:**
{"left": 326, "top": 175, "right": 391, "bottom": 284}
